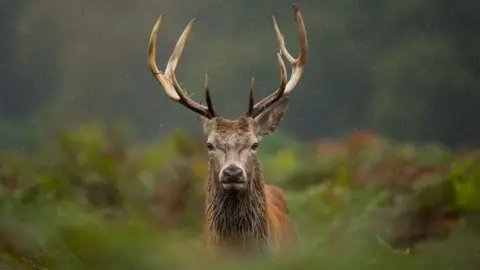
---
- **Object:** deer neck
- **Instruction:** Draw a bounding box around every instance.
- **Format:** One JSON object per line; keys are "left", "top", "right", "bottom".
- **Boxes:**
{"left": 205, "top": 160, "right": 268, "bottom": 253}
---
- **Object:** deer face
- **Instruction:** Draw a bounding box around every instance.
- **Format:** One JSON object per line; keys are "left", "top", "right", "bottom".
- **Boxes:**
{"left": 198, "top": 98, "right": 290, "bottom": 190}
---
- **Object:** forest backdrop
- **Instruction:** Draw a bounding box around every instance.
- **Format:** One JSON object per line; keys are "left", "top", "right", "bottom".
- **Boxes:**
{"left": 1, "top": 0, "right": 479, "bottom": 149}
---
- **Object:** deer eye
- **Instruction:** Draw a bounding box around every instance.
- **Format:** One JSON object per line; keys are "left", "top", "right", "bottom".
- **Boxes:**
{"left": 251, "top": 142, "right": 259, "bottom": 150}
{"left": 206, "top": 143, "right": 214, "bottom": 151}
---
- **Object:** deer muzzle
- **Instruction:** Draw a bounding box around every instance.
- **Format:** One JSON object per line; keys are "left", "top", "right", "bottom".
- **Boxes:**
{"left": 220, "top": 164, "right": 246, "bottom": 190}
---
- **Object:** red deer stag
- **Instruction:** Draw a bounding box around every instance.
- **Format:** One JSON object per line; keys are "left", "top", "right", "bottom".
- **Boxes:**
{"left": 147, "top": 4, "right": 307, "bottom": 255}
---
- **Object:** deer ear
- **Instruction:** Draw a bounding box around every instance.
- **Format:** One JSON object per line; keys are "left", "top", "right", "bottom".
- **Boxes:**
{"left": 254, "top": 96, "right": 290, "bottom": 137}
{"left": 197, "top": 114, "right": 211, "bottom": 134}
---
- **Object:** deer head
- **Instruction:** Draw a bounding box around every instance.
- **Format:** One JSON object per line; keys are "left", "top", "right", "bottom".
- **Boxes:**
{"left": 148, "top": 4, "right": 307, "bottom": 192}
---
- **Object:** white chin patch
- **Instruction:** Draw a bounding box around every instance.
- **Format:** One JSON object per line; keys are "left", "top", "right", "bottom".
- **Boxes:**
{"left": 222, "top": 183, "right": 246, "bottom": 190}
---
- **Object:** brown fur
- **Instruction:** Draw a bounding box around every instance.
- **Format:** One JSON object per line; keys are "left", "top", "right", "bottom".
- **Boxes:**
{"left": 265, "top": 185, "right": 289, "bottom": 215}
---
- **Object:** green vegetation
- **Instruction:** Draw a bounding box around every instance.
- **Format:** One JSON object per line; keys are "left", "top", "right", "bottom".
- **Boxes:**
{"left": 0, "top": 124, "right": 479, "bottom": 269}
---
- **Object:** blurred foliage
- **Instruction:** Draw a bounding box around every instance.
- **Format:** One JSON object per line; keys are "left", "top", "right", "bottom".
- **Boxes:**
{"left": 0, "top": 123, "right": 479, "bottom": 269}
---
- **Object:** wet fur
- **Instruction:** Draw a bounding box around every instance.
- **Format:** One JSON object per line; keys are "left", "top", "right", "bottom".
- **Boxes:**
{"left": 202, "top": 117, "right": 297, "bottom": 254}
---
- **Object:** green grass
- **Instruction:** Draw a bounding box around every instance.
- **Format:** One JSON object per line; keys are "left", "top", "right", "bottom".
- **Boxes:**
{"left": 0, "top": 123, "right": 479, "bottom": 269}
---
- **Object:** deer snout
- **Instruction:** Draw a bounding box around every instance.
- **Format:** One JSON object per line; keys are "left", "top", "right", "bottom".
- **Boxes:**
{"left": 220, "top": 165, "right": 246, "bottom": 190}
{"left": 221, "top": 165, "right": 244, "bottom": 183}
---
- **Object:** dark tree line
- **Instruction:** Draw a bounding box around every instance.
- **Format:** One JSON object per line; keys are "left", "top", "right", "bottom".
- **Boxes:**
{"left": 1, "top": 0, "right": 479, "bottom": 148}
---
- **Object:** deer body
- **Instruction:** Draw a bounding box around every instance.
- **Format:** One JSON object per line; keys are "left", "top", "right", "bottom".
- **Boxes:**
{"left": 147, "top": 4, "right": 308, "bottom": 255}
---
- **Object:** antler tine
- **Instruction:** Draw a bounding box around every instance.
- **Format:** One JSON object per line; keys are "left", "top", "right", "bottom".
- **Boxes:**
{"left": 274, "top": 3, "right": 307, "bottom": 94}
{"left": 248, "top": 53, "right": 287, "bottom": 117}
{"left": 204, "top": 73, "right": 216, "bottom": 116}
{"left": 148, "top": 15, "right": 215, "bottom": 119}
{"left": 248, "top": 77, "right": 255, "bottom": 116}
{"left": 247, "top": 3, "right": 308, "bottom": 118}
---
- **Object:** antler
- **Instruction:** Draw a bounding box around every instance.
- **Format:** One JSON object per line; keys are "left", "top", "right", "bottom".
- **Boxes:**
{"left": 148, "top": 15, "right": 217, "bottom": 119}
{"left": 247, "top": 3, "right": 308, "bottom": 118}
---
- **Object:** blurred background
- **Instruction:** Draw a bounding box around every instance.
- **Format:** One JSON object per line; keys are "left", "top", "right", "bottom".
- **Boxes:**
{"left": 0, "top": 0, "right": 479, "bottom": 269}
{"left": 2, "top": 0, "right": 480, "bottom": 148}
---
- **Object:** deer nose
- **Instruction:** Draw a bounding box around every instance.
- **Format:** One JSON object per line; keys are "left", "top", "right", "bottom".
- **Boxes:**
{"left": 222, "top": 165, "right": 244, "bottom": 183}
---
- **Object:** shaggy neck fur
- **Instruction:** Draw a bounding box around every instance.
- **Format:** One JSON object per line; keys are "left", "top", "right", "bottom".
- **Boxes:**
{"left": 205, "top": 160, "right": 268, "bottom": 253}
